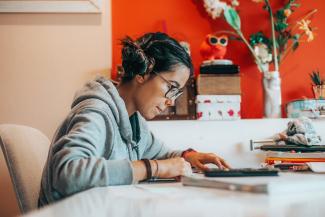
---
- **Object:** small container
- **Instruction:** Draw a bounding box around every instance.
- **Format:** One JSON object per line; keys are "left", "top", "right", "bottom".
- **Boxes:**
{"left": 286, "top": 99, "right": 325, "bottom": 119}
{"left": 196, "top": 95, "right": 241, "bottom": 120}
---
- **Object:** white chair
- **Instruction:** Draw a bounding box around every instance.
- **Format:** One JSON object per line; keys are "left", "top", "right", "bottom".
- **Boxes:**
{"left": 0, "top": 124, "right": 50, "bottom": 214}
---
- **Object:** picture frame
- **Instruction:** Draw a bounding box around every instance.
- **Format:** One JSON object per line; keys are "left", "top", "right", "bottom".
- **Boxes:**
{"left": 0, "top": 0, "right": 102, "bottom": 13}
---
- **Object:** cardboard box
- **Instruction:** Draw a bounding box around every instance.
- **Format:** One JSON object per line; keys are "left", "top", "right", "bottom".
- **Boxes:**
{"left": 196, "top": 74, "right": 241, "bottom": 95}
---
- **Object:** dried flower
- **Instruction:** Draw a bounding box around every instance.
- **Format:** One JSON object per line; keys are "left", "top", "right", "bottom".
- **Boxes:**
{"left": 231, "top": 0, "right": 240, "bottom": 7}
{"left": 297, "top": 19, "right": 315, "bottom": 42}
{"left": 203, "top": 0, "right": 228, "bottom": 19}
{"left": 254, "top": 43, "right": 272, "bottom": 64}
{"left": 284, "top": 9, "right": 292, "bottom": 17}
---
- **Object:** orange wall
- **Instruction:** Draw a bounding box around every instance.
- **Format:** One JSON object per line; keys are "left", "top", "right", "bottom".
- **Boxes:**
{"left": 112, "top": 0, "right": 325, "bottom": 118}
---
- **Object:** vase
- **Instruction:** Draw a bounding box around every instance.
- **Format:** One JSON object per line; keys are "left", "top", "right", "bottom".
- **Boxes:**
{"left": 263, "top": 70, "right": 282, "bottom": 118}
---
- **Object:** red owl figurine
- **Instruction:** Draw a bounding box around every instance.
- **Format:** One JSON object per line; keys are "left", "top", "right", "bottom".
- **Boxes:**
{"left": 200, "top": 34, "right": 228, "bottom": 60}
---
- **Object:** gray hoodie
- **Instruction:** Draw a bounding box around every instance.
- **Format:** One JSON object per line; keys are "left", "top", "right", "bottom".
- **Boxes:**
{"left": 38, "top": 77, "right": 182, "bottom": 206}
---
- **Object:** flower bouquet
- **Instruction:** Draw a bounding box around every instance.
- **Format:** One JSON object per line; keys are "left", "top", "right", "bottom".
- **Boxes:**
{"left": 201, "top": 0, "right": 317, "bottom": 117}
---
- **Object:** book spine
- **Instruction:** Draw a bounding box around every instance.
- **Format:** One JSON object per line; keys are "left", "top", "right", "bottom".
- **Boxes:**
{"left": 266, "top": 152, "right": 325, "bottom": 159}
{"left": 266, "top": 157, "right": 325, "bottom": 164}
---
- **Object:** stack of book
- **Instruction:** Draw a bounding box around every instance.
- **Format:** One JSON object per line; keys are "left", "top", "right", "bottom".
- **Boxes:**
{"left": 265, "top": 151, "right": 325, "bottom": 171}
{"left": 251, "top": 144, "right": 325, "bottom": 171}
{"left": 196, "top": 63, "right": 241, "bottom": 120}
{"left": 251, "top": 140, "right": 325, "bottom": 171}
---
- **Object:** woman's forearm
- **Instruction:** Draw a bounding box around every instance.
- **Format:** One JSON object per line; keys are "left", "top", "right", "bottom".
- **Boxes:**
{"left": 131, "top": 160, "right": 158, "bottom": 182}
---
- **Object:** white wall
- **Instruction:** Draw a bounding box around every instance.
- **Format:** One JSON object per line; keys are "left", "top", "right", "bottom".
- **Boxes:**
{"left": 0, "top": 4, "right": 112, "bottom": 138}
{"left": 0, "top": 0, "right": 112, "bottom": 216}
{"left": 148, "top": 119, "right": 325, "bottom": 168}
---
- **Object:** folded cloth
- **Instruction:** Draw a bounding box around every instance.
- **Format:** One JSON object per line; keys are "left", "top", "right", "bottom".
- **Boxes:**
{"left": 273, "top": 117, "right": 322, "bottom": 146}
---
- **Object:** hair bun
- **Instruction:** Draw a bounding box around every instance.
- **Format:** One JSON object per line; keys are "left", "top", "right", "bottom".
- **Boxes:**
{"left": 120, "top": 32, "right": 193, "bottom": 83}
{"left": 121, "top": 36, "right": 149, "bottom": 78}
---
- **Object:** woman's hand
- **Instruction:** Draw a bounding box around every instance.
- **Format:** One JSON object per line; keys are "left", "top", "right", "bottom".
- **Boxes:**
{"left": 157, "top": 157, "right": 192, "bottom": 178}
{"left": 183, "top": 152, "right": 230, "bottom": 171}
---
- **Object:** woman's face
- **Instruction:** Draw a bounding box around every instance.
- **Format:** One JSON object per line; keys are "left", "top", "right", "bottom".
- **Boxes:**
{"left": 134, "top": 66, "right": 190, "bottom": 119}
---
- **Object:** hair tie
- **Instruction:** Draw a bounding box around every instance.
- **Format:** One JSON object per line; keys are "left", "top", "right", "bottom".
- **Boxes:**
{"left": 146, "top": 57, "right": 155, "bottom": 74}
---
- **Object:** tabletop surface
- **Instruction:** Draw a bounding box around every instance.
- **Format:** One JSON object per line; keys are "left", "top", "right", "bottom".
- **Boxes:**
{"left": 23, "top": 173, "right": 325, "bottom": 217}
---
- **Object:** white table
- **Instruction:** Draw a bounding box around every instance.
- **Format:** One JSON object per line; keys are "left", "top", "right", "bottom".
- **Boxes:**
{"left": 23, "top": 174, "right": 325, "bottom": 217}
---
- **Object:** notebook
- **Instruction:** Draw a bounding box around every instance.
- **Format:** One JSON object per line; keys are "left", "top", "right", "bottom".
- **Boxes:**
{"left": 204, "top": 168, "right": 279, "bottom": 177}
{"left": 307, "top": 162, "right": 325, "bottom": 173}
{"left": 182, "top": 173, "right": 325, "bottom": 195}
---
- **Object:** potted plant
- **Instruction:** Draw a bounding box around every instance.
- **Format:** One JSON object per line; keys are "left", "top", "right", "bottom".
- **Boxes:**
{"left": 310, "top": 70, "right": 325, "bottom": 99}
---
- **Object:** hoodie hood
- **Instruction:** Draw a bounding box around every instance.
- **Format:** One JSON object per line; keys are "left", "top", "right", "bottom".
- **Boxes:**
{"left": 71, "top": 76, "right": 133, "bottom": 143}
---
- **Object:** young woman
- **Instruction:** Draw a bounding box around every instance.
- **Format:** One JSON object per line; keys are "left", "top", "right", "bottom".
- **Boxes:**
{"left": 39, "top": 32, "right": 229, "bottom": 206}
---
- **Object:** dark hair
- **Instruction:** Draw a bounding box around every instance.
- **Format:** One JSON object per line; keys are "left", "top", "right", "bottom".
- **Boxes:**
{"left": 120, "top": 32, "right": 193, "bottom": 83}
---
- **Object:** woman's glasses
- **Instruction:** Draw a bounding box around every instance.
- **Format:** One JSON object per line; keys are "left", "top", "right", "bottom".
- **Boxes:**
{"left": 153, "top": 71, "right": 184, "bottom": 101}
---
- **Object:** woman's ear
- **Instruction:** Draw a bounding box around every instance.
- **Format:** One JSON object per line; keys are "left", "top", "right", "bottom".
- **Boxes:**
{"left": 135, "top": 74, "right": 149, "bottom": 84}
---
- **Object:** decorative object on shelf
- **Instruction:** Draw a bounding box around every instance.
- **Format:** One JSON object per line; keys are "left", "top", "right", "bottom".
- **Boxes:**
{"left": 199, "top": 0, "right": 318, "bottom": 118}
{"left": 286, "top": 99, "right": 325, "bottom": 119}
{"left": 197, "top": 32, "right": 241, "bottom": 121}
{"left": 196, "top": 74, "right": 240, "bottom": 95}
{"left": 199, "top": 33, "right": 236, "bottom": 71}
{"left": 200, "top": 34, "right": 229, "bottom": 62}
{"left": 200, "top": 64, "right": 239, "bottom": 74}
{"left": 310, "top": 70, "right": 325, "bottom": 99}
{"left": 197, "top": 31, "right": 241, "bottom": 121}
{"left": 196, "top": 95, "right": 241, "bottom": 120}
